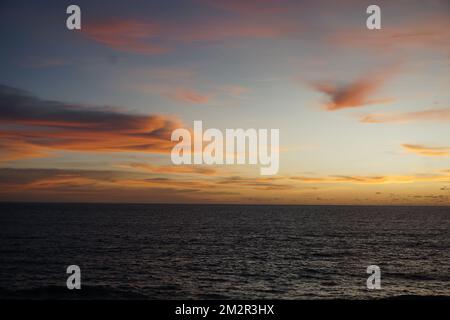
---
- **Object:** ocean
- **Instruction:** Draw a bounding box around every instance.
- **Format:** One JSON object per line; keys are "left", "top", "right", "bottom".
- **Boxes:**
{"left": 0, "top": 203, "right": 449, "bottom": 299}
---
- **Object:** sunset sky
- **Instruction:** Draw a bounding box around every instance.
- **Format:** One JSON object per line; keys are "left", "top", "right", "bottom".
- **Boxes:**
{"left": 0, "top": 0, "right": 449, "bottom": 204}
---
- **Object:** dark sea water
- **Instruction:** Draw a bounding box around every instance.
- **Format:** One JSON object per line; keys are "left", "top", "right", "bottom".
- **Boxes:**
{"left": 0, "top": 203, "right": 449, "bottom": 299}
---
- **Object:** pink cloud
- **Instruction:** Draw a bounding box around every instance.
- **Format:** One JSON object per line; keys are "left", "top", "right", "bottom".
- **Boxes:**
{"left": 83, "top": 20, "right": 168, "bottom": 54}
{"left": 329, "top": 16, "right": 450, "bottom": 54}
{"left": 312, "top": 70, "right": 395, "bottom": 111}
{"left": 81, "top": 15, "right": 300, "bottom": 55}
{"left": 166, "top": 88, "right": 210, "bottom": 104}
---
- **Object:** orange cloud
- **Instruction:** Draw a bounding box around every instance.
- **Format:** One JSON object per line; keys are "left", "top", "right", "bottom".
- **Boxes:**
{"left": 166, "top": 88, "right": 210, "bottom": 104}
{"left": 0, "top": 84, "right": 183, "bottom": 161}
{"left": 1, "top": 168, "right": 449, "bottom": 204}
{"left": 0, "top": 138, "right": 51, "bottom": 161}
{"left": 360, "top": 108, "right": 450, "bottom": 123}
{"left": 0, "top": 168, "right": 233, "bottom": 203}
{"left": 218, "top": 176, "right": 292, "bottom": 190}
{"left": 311, "top": 70, "right": 394, "bottom": 111}
{"left": 0, "top": 168, "right": 290, "bottom": 202}
{"left": 402, "top": 144, "right": 450, "bottom": 157}
{"left": 116, "top": 177, "right": 213, "bottom": 190}
{"left": 119, "top": 163, "right": 218, "bottom": 176}
{"left": 291, "top": 172, "right": 450, "bottom": 184}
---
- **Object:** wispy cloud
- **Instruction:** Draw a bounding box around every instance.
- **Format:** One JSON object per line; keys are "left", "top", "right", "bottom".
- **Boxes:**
{"left": 329, "top": 16, "right": 450, "bottom": 54}
{"left": 360, "top": 108, "right": 450, "bottom": 123}
{"left": 165, "top": 88, "right": 211, "bottom": 104}
{"left": 0, "top": 168, "right": 230, "bottom": 203}
{"left": 402, "top": 144, "right": 450, "bottom": 157}
{"left": 291, "top": 172, "right": 450, "bottom": 184}
{"left": 19, "top": 57, "right": 68, "bottom": 69}
{"left": 218, "top": 176, "right": 292, "bottom": 190}
{"left": 178, "top": 18, "right": 297, "bottom": 42}
{"left": 221, "top": 85, "right": 250, "bottom": 98}
{"left": 118, "top": 163, "right": 218, "bottom": 176}
{"left": 81, "top": 12, "right": 300, "bottom": 55}
{"left": 0, "top": 168, "right": 291, "bottom": 203}
{"left": 131, "top": 67, "right": 249, "bottom": 105}
{"left": 200, "top": 0, "right": 292, "bottom": 15}
{"left": 83, "top": 20, "right": 168, "bottom": 54}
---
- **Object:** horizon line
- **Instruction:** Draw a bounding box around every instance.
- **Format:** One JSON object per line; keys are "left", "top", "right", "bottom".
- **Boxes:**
{"left": 0, "top": 201, "right": 448, "bottom": 208}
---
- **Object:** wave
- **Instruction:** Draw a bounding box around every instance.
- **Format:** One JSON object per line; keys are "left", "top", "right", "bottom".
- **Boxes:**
{"left": 381, "top": 295, "right": 450, "bottom": 300}
{"left": 0, "top": 285, "right": 148, "bottom": 300}
{"left": 2, "top": 286, "right": 450, "bottom": 300}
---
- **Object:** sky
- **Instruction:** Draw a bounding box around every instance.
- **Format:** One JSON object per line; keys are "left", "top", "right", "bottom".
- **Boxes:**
{"left": 0, "top": 0, "right": 449, "bottom": 205}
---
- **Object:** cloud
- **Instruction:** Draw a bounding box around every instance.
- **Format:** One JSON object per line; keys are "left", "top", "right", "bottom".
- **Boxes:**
{"left": 81, "top": 13, "right": 300, "bottom": 55}
{"left": 0, "top": 167, "right": 290, "bottom": 203}
{"left": 131, "top": 67, "right": 249, "bottom": 104}
{"left": 165, "top": 88, "right": 210, "bottom": 104}
{"left": 79, "top": 2, "right": 448, "bottom": 57}
{"left": 83, "top": 20, "right": 168, "bottom": 54}
{"left": 19, "top": 57, "right": 68, "bottom": 69}
{"left": 311, "top": 70, "right": 394, "bottom": 111}
{"left": 291, "top": 172, "right": 450, "bottom": 184}
{"left": 178, "top": 18, "right": 297, "bottom": 43}
{"left": 402, "top": 144, "right": 450, "bottom": 157}
{"left": 360, "top": 108, "right": 450, "bottom": 123}
{"left": 1, "top": 167, "right": 449, "bottom": 204}
{"left": 217, "top": 176, "right": 292, "bottom": 190}
{"left": 329, "top": 16, "right": 450, "bottom": 54}
{"left": 148, "top": 67, "right": 196, "bottom": 82}
{"left": 0, "top": 84, "right": 183, "bottom": 161}
{"left": 0, "top": 168, "right": 232, "bottom": 203}
{"left": 200, "top": 0, "right": 292, "bottom": 15}
{"left": 128, "top": 67, "right": 214, "bottom": 104}
{"left": 0, "top": 167, "right": 213, "bottom": 192}
{"left": 222, "top": 85, "right": 250, "bottom": 98}
{"left": 0, "top": 168, "right": 122, "bottom": 190}
{"left": 161, "top": 85, "right": 249, "bottom": 105}
{"left": 118, "top": 162, "right": 218, "bottom": 176}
